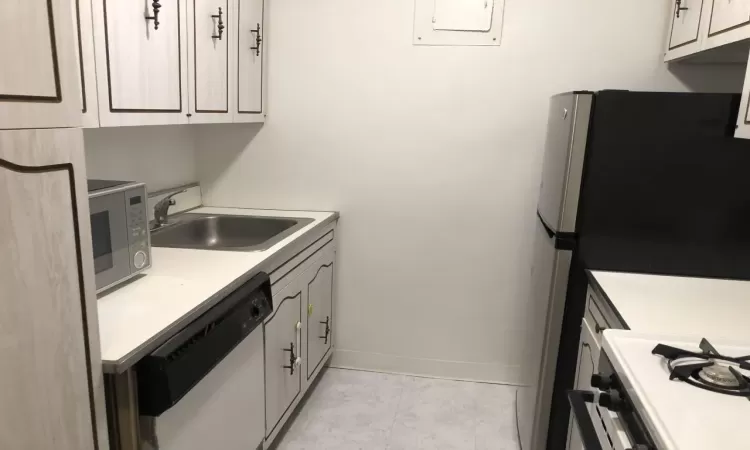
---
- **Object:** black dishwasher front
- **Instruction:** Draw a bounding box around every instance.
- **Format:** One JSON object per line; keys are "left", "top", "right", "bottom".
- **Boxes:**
{"left": 136, "top": 272, "right": 272, "bottom": 417}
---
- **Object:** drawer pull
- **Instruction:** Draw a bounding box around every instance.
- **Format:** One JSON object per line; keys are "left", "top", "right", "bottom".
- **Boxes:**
{"left": 145, "top": 0, "right": 161, "bottom": 30}
{"left": 595, "top": 324, "right": 607, "bottom": 334}
{"left": 212, "top": 7, "right": 225, "bottom": 40}
{"left": 319, "top": 316, "right": 331, "bottom": 344}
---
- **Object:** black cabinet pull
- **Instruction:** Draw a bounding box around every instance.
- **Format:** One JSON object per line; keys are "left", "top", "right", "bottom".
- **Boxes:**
{"left": 595, "top": 323, "right": 606, "bottom": 334}
{"left": 212, "top": 7, "right": 225, "bottom": 40}
{"left": 250, "top": 23, "right": 263, "bottom": 56}
{"left": 282, "top": 342, "right": 296, "bottom": 375}
{"left": 145, "top": 0, "right": 162, "bottom": 30}
{"left": 319, "top": 316, "right": 331, "bottom": 345}
{"left": 675, "top": 0, "right": 688, "bottom": 18}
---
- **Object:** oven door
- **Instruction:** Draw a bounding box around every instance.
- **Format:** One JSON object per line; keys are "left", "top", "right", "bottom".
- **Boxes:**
{"left": 90, "top": 192, "right": 131, "bottom": 291}
{"left": 568, "top": 390, "right": 634, "bottom": 450}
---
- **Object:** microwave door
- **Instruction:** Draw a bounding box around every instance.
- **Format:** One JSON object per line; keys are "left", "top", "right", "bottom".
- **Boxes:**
{"left": 90, "top": 193, "right": 131, "bottom": 292}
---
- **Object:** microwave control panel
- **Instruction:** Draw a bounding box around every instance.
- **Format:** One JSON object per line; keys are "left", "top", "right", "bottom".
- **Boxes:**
{"left": 124, "top": 187, "right": 150, "bottom": 272}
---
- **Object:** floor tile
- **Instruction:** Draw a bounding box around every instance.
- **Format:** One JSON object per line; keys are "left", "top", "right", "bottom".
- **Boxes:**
{"left": 274, "top": 368, "right": 520, "bottom": 450}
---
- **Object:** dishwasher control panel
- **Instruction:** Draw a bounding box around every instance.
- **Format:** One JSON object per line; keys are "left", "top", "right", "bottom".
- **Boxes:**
{"left": 136, "top": 272, "right": 272, "bottom": 417}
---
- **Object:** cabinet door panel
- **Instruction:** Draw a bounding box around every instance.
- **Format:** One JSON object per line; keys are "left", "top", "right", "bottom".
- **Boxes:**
{"left": 669, "top": 0, "right": 702, "bottom": 49}
{"left": 192, "top": 0, "right": 229, "bottom": 113}
{"left": 0, "top": 0, "right": 80, "bottom": 129}
{"left": 0, "top": 129, "right": 104, "bottom": 450}
{"left": 306, "top": 251, "right": 334, "bottom": 380}
{"left": 709, "top": 0, "right": 750, "bottom": 35}
{"left": 102, "top": 0, "right": 183, "bottom": 111}
{"left": 237, "top": 0, "right": 264, "bottom": 114}
{"left": 73, "top": 0, "right": 99, "bottom": 127}
{"left": 0, "top": 0, "right": 58, "bottom": 98}
{"left": 264, "top": 283, "right": 302, "bottom": 439}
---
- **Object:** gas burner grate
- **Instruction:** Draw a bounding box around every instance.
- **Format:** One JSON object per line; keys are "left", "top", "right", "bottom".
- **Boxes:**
{"left": 652, "top": 338, "right": 750, "bottom": 400}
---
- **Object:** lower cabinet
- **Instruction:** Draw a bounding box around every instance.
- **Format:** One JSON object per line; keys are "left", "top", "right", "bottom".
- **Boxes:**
{"left": 263, "top": 235, "right": 337, "bottom": 448}
{"left": 264, "top": 280, "right": 302, "bottom": 439}
{"left": 305, "top": 246, "right": 335, "bottom": 382}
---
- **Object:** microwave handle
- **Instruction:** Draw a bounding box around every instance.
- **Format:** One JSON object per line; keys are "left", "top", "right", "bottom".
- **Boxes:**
{"left": 568, "top": 390, "right": 604, "bottom": 450}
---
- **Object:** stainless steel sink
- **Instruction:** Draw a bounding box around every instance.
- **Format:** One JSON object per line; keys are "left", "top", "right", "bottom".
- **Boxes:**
{"left": 151, "top": 214, "right": 315, "bottom": 251}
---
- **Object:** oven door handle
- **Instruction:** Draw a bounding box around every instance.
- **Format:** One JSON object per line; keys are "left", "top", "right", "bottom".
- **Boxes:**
{"left": 568, "top": 390, "right": 604, "bottom": 450}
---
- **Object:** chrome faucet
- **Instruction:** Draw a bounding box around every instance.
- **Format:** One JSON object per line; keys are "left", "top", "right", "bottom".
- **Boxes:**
{"left": 153, "top": 190, "right": 187, "bottom": 229}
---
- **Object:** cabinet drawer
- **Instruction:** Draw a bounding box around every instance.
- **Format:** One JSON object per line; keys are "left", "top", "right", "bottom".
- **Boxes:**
{"left": 271, "top": 230, "right": 334, "bottom": 293}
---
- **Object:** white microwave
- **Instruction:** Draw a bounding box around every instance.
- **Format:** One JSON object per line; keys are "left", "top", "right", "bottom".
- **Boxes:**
{"left": 88, "top": 180, "right": 151, "bottom": 293}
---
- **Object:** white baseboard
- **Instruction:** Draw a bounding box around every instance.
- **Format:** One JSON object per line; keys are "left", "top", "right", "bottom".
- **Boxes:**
{"left": 330, "top": 349, "right": 523, "bottom": 386}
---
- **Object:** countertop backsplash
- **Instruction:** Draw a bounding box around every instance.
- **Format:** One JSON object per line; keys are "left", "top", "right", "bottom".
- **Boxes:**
{"left": 84, "top": 126, "right": 198, "bottom": 192}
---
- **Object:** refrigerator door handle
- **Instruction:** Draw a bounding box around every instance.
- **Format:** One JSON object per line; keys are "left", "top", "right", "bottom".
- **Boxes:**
{"left": 537, "top": 211, "right": 555, "bottom": 239}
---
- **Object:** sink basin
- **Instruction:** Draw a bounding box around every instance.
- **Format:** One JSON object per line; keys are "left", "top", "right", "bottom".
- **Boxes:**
{"left": 151, "top": 214, "right": 315, "bottom": 251}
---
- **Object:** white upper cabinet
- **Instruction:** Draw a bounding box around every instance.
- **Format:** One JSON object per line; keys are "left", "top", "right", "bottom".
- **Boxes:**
{"left": 91, "top": 0, "right": 190, "bottom": 126}
{"left": 188, "top": 0, "right": 231, "bottom": 123}
{"left": 734, "top": 48, "right": 750, "bottom": 139}
{"left": 234, "top": 0, "right": 265, "bottom": 119}
{"left": 709, "top": 0, "right": 750, "bottom": 35}
{"left": 665, "top": 0, "right": 750, "bottom": 61}
{"left": 668, "top": 0, "right": 702, "bottom": 50}
{"left": 73, "top": 0, "right": 265, "bottom": 127}
{"left": 0, "top": 0, "right": 81, "bottom": 129}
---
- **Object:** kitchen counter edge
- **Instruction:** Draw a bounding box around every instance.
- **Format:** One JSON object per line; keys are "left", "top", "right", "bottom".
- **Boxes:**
{"left": 101, "top": 211, "right": 339, "bottom": 374}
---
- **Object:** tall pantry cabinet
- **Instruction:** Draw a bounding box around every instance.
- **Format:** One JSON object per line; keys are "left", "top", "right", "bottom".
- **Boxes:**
{"left": 0, "top": 1, "right": 109, "bottom": 450}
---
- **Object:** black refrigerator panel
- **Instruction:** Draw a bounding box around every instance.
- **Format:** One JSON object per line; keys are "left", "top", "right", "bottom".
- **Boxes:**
{"left": 576, "top": 91, "right": 750, "bottom": 279}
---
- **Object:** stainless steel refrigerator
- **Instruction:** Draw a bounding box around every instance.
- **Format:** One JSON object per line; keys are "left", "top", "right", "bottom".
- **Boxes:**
{"left": 517, "top": 90, "right": 750, "bottom": 450}
{"left": 517, "top": 92, "right": 591, "bottom": 450}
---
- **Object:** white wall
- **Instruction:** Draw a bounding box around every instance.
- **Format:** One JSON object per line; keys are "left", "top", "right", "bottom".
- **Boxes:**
{"left": 84, "top": 126, "right": 197, "bottom": 193}
{"left": 196, "top": 0, "right": 744, "bottom": 383}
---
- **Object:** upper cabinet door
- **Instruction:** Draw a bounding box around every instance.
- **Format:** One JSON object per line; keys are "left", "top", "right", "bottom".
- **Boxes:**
{"left": 188, "top": 0, "right": 230, "bottom": 122}
{"left": 0, "top": 0, "right": 80, "bottom": 129}
{"left": 668, "top": 0, "right": 703, "bottom": 49}
{"left": 709, "top": 0, "right": 750, "bottom": 35}
{"left": 72, "top": 0, "right": 100, "bottom": 128}
{"left": 235, "top": 0, "right": 264, "bottom": 119}
{"left": 92, "top": 0, "right": 189, "bottom": 126}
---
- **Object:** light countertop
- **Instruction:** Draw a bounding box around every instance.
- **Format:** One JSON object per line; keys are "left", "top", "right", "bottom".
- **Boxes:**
{"left": 97, "top": 207, "right": 337, "bottom": 373}
{"left": 589, "top": 270, "right": 750, "bottom": 340}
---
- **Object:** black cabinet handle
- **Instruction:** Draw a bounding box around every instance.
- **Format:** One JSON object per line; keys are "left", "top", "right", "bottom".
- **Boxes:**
{"left": 319, "top": 316, "right": 331, "bottom": 345}
{"left": 212, "top": 7, "right": 225, "bottom": 40}
{"left": 250, "top": 23, "right": 263, "bottom": 56}
{"left": 145, "top": 0, "right": 161, "bottom": 30}
{"left": 595, "top": 324, "right": 606, "bottom": 334}
{"left": 675, "top": 0, "right": 688, "bottom": 18}
{"left": 282, "top": 342, "right": 296, "bottom": 375}
{"left": 567, "top": 390, "right": 604, "bottom": 450}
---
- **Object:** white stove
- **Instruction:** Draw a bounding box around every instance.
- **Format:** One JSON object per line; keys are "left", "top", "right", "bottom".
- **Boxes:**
{"left": 599, "top": 330, "right": 749, "bottom": 450}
